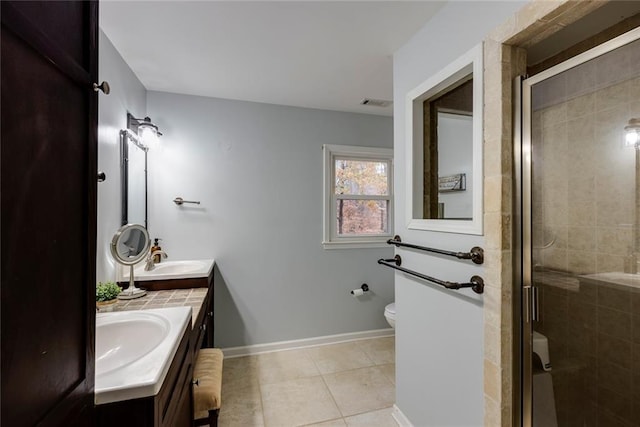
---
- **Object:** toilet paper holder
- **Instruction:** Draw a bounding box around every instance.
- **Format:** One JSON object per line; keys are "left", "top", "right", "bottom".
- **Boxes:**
{"left": 350, "top": 284, "right": 369, "bottom": 295}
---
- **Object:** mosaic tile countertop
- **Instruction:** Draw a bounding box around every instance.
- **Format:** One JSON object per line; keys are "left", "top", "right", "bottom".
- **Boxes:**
{"left": 106, "top": 288, "right": 208, "bottom": 327}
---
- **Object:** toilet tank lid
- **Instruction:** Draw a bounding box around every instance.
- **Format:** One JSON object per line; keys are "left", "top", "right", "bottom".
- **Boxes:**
{"left": 385, "top": 303, "right": 395, "bottom": 314}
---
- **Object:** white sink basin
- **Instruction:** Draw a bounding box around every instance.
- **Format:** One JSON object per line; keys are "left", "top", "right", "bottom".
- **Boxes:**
{"left": 95, "top": 306, "right": 191, "bottom": 405}
{"left": 121, "top": 259, "right": 215, "bottom": 282}
{"left": 147, "top": 260, "right": 208, "bottom": 275}
{"left": 96, "top": 311, "right": 169, "bottom": 376}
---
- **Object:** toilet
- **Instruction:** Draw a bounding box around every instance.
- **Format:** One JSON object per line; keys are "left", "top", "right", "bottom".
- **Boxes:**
{"left": 533, "top": 331, "right": 552, "bottom": 371}
{"left": 532, "top": 331, "right": 557, "bottom": 427}
{"left": 384, "top": 303, "right": 396, "bottom": 329}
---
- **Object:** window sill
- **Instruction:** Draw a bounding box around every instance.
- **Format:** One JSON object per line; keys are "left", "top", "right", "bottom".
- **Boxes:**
{"left": 322, "top": 241, "right": 391, "bottom": 250}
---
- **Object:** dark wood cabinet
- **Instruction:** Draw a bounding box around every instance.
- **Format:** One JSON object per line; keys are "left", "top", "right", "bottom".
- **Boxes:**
{"left": 158, "top": 324, "right": 193, "bottom": 427}
{"left": 1, "top": 2, "right": 98, "bottom": 426}
{"left": 191, "top": 275, "right": 215, "bottom": 354}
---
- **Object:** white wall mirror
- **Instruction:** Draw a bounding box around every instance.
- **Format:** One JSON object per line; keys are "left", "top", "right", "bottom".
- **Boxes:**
{"left": 405, "top": 43, "right": 483, "bottom": 235}
{"left": 120, "top": 113, "right": 149, "bottom": 228}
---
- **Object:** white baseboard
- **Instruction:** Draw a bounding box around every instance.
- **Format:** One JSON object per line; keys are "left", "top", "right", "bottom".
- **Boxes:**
{"left": 221, "top": 328, "right": 394, "bottom": 358}
{"left": 392, "top": 404, "right": 413, "bottom": 427}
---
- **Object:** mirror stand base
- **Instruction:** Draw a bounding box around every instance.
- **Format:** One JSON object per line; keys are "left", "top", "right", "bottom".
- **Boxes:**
{"left": 117, "top": 288, "right": 147, "bottom": 300}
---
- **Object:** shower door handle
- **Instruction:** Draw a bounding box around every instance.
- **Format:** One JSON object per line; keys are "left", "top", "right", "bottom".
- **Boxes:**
{"left": 524, "top": 286, "right": 531, "bottom": 323}
{"left": 531, "top": 286, "right": 540, "bottom": 322}
{"left": 524, "top": 285, "right": 540, "bottom": 323}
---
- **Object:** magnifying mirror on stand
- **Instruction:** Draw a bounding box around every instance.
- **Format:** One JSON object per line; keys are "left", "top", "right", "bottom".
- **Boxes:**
{"left": 110, "top": 223, "right": 151, "bottom": 299}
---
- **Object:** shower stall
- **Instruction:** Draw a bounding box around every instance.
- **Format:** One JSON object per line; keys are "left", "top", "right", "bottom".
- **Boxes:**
{"left": 518, "top": 28, "right": 640, "bottom": 427}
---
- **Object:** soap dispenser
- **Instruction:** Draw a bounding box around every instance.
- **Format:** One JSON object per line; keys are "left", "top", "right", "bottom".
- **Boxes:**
{"left": 151, "top": 238, "right": 163, "bottom": 263}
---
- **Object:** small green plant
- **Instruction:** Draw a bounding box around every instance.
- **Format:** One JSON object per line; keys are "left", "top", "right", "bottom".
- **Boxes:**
{"left": 96, "top": 281, "right": 121, "bottom": 302}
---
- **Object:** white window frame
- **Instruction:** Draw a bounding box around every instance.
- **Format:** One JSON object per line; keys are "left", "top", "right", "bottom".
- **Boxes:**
{"left": 322, "top": 144, "right": 393, "bottom": 249}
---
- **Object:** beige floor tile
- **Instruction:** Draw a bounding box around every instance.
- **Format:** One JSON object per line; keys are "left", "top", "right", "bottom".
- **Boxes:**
{"left": 307, "top": 342, "right": 375, "bottom": 374}
{"left": 323, "top": 366, "right": 395, "bottom": 417}
{"left": 223, "top": 355, "right": 260, "bottom": 391}
{"left": 378, "top": 363, "right": 395, "bottom": 385}
{"left": 303, "top": 418, "right": 347, "bottom": 426}
{"left": 219, "top": 382, "right": 264, "bottom": 427}
{"left": 355, "top": 337, "right": 395, "bottom": 365}
{"left": 257, "top": 348, "right": 320, "bottom": 385}
{"left": 261, "top": 376, "right": 341, "bottom": 427}
{"left": 344, "top": 407, "right": 396, "bottom": 426}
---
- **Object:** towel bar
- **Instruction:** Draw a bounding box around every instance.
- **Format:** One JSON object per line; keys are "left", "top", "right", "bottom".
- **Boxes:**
{"left": 387, "top": 235, "right": 484, "bottom": 264}
{"left": 378, "top": 255, "right": 484, "bottom": 294}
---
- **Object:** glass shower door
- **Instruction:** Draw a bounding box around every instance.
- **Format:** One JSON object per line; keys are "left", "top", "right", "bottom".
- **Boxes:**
{"left": 522, "top": 30, "right": 640, "bottom": 427}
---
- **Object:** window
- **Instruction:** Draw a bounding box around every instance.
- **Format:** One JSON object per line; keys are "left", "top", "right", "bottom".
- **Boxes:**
{"left": 323, "top": 144, "right": 393, "bottom": 249}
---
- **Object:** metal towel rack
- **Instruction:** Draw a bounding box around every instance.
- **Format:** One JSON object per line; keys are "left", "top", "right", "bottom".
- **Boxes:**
{"left": 387, "top": 235, "right": 484, "bottom": 264}
{"left": 173, "top": 197, "right": 201, "bottom": 206}
{"left": 378, "top": 255, "right": 485, "bottom": 294}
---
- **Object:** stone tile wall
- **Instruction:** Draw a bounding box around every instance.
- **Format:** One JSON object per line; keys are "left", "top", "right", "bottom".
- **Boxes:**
{"left": 482, "top": 1, "right": 615, "bottom": 425}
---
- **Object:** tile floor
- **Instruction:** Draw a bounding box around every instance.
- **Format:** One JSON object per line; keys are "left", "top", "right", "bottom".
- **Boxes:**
{"left": 219, "top": 336, "right": 397, "bottom": 427}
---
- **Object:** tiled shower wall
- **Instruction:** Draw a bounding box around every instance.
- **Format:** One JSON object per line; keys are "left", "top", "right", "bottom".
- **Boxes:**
{"left": 532, "top": 40, "right": 640, "bottom": 427}
{"left": 532, "top": 43, "right": 640, "bottom": 275}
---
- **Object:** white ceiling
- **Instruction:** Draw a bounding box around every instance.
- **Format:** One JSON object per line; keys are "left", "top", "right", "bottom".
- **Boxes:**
{"left": 100, "top": 1, "right": 445, "bottom": 116}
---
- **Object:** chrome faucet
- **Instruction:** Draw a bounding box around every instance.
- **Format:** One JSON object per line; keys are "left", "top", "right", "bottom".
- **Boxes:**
{"left": 145, "top": 249, "right": 168, "bottom": 271}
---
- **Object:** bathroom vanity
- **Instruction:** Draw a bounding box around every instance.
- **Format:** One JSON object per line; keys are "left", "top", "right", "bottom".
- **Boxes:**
{"left": 96, "top": 260, "right": 215, "bottom": 427}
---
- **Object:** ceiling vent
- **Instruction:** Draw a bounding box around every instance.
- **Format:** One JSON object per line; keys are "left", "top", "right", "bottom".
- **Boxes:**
{"left": 360, "top": 98, "right": 392, "bottom": 108}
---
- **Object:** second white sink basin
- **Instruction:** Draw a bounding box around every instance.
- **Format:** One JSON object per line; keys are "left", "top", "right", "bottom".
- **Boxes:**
{"left": 148, "top": 260, "right": 208, "bottom": 275}
{"left": 121, "top": 259, "right": 215, "bottom": 282}
{"left": 96, "top": 311, "right": 169, "bottom": 376}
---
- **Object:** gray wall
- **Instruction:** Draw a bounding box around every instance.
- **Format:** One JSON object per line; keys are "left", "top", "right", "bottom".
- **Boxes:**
{"left": 97, "top": 31, "right": 147, "bottom": 282}
{"left": 146, "top": 91, "right": 394, "bottom": 348}
{"left": 393, "top": 2, "right": 525, "bottom": 425}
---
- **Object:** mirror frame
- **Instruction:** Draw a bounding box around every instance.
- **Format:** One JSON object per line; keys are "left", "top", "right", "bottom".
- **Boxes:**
{"left": 109, "top": 223, "right": 151, "bottom": 265}
{"left": 120, "top": 113, "right": 148, "bottom": 228}
{"left": 405, "top": 43, "right": 483, "bottom": 235}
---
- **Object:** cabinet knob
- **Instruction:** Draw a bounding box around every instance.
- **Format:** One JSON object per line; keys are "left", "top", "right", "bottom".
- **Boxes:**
{"left": 208, "top": 311, "right": 213, "bottom": 317}
{"left": 192, "top": 378, "right": 199, "bottom": 386}
{"left": 97, "top": 171, "right": 106, "bottom": 182}
{"left": 200, "top": 324, "right": 207, "bottom": 331}
{"left": 93, "top": 81, "right": 110, "bottom": 94}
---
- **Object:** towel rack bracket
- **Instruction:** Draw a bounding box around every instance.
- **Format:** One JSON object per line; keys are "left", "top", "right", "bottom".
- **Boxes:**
{"left": 469, "top": 247, "right": 484, "bottom": 264}
{"left": 470, "top": 275, "right": 484, "bottom": 294}
{"left": 378, "top": 255, "right": 402, "bottom": 266}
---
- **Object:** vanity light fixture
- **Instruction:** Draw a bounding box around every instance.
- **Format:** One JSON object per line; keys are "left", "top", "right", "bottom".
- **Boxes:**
{"left": 122, "top": 114, "right": 163, "bottom": 150}
{"left": 624, "top": 118, "right": 640, "bottom": 147}
{"left": 136, "top": 116, "right": 162, "bottom": 148}
{"left": 120, "top": 128, "right": 148, "bottom": 151}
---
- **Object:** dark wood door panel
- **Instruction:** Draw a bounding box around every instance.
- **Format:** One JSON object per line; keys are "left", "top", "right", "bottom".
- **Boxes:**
{"left": 1, "top": 26, "right": 88, "bottom": 427}
{"left": 1, "top": 1, "right": 97, "bottom": 425}
{"left": 8, "top": 1, "right": 87, "bottom": 67}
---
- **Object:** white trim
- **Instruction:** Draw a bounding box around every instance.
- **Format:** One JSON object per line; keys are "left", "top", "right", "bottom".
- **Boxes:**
{"left": 392, "top": 405, "right": 413, "bottom": 427}
{"left": 323, "top": 144, "right": 394, "bottom": 248}
{"left": 221, "top": 328, "right": 395, "bottom": 358}
{"left": 322, "top": 241, "right": 390, "bottom": 250}
{"left": 336, "top": 194, "right": 390, "bottom": 201}
{"left": 405, "top": 43, "right": 483, "bottom": 235}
